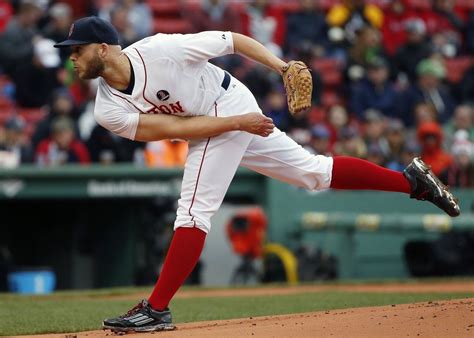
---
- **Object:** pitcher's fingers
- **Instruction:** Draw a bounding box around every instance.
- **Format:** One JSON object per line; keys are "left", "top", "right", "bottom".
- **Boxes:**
{"left": 264, "top": 116, "right": 273, "bottom": 123}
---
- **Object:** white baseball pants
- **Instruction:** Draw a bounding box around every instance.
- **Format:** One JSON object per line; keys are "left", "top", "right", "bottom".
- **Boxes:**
{"left": 174, "top": 77, "right": 333, "bottom": 233}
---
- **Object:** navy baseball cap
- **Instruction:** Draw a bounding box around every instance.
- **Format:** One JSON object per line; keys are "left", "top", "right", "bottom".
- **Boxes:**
{"left": 54, "top": 16, "right": 119, "bottom": 48}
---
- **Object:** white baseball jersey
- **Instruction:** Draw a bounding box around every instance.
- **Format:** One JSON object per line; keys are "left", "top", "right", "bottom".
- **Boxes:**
{"left": 94, "top": 31, "right": 235, "bottom": 140}
{"left": 93, "top": 31, "right": 333, "bottom": 234}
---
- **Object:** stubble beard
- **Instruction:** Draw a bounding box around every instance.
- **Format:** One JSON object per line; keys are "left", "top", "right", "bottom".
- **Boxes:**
{"left": 81, "top": 54, "right": 105, "bottom": 80}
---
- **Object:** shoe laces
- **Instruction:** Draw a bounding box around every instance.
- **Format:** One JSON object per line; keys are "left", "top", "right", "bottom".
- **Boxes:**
{"left": 121, "top": 300, "right": 148, "bottom": 318}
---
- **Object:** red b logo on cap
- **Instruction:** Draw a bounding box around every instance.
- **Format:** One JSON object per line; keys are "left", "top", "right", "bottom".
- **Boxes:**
{"left": 68, "top": 23, "right": 74, "bottom": 38}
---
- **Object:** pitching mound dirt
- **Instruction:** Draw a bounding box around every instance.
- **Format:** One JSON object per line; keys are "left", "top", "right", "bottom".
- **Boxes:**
{"left": 87, "top": 280, "right": 474, "bottom": 302}
{"left": 15, "top": 298, "right": 474, "bottom": 338}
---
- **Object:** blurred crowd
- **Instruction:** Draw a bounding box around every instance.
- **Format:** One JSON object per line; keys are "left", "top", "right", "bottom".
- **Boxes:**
{"left": 0, "top": 0, "right": 473, "bottom": 187}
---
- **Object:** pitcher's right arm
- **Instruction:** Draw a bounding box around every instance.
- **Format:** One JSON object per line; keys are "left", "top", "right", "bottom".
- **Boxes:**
{"left": 133, "top": 112, "right": 274, "bottom": 142}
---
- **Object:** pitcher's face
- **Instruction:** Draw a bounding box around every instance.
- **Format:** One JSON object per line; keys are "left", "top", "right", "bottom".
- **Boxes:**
{"left": 69, "top": 44, "right": 105, "bottom": 80}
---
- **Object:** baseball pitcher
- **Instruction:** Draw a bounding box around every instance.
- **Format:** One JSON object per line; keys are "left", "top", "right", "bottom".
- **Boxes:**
{"left": 54, "top": 17, "right": 460, "bottom": 333}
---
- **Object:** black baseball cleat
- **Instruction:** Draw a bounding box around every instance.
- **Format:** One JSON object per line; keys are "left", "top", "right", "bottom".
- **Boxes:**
{"left": 102, "top": 299, "right": 176, "bottom": 333}
{"left": 403, "top": 157, "right": 460, "bottom": 217}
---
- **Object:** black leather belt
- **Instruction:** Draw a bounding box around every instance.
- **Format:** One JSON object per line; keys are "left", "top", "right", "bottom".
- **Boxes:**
{"left": 221, "top": 71, "right": 231, "bottom": 90}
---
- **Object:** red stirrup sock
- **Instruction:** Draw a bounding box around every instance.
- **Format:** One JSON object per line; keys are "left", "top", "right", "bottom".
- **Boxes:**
{"left": 148, "top": 227, "right": 206, "bottom": 311}
{"left": 330, "top": 156, "right": 410, "bottom": 193}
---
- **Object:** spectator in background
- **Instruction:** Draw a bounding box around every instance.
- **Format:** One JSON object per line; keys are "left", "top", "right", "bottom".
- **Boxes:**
{"left": 333, "top": 126, "right": 367, "bottom": 158}
{"left": 0, "top": 0, "right": 42, "bottom": 75}
{"left": 443, "top": 105, "right": 474, "bottom": 148}
{"left": 55, "top": 0, "right": 88, "bottom": 18}
{"left": 417, "top": 121, "right": 452, "bottom": 177}
{"left": 110, "top": 4, "right": 138, "bottom": 47}
{"left": 309, "top": 124, "right": 332, "bottom": 156}
{"left": 442, "top": 130, "right": 474, "bottom": 187}
{"left": 346, "top": 26, "right": 386, "bottom": 82}
{"left": 459, "top": 55, "right": 474, "bottom": 104}
{"left": 264, "top": 86, "right": 288, "bottom": 131}
{"left": 122, "top": 0, "right": 152, "bottom": 39}
{"left": 413, "top": 102, "right": 438, "bottom": 127}
{"left": 93, "top": 0, "right": 116, "bottom": 21}
{"left": 394, "top": 19, "right": 432, "bottom": 82}
{"left": 241, "top": 0, "right": 286, "bottom": 56}
{"left": 422, "top": 0, "right": 465, "bottom": 57}
{"left": 387, "top": 140, "right": 420, "bottom": 172}
{"left": 349, "top": 57, "right": 399, "bottom": 120}
{"left": 32, "top": 88, "right": 81, "bottom": 149}
{"left": 362, "top": 109, "right": 389, "bottom": 156}
{"left": 42, "top": 2, "right": 73, "bottom": 63}
{"left": 287, "top": 107, "right": 310, "bottom": 132}
{"left": 87, "top": 124, "right": 122, "bottom": 164}
{"left": 326, "top": 104, "right": 351, "bottom": 146}
{"left": 0, "top": 116, "right": 33, "bottom": 164}
{"left": 401, "top": 59, "right": 456, "bottom": 126}
{"left": 35, "top": 116, "right": 90, "bottom": 166}
{"left": 385, "top": 118, "right": 406, "bottom": 164}
{"left": 381, "top": 0, "right": 417, "bottom": 55}
{"left": 326, "top": 0, "right": 384, "bottom": 44}
{"left": 12, "top": 38, "right": 62, "bottom": 108}
{"left": 285, "top": 0, "right": 327, "bottom": 57}
{"left": 242, "top": 64, "right": 274, "bottom": 103}
{"left": 366, "top": 143, "right": 386, "bottom": 166}
{"left": 87, "top": 124, "right": 145, "bottom": 164}
{"left": 187, "top": 0, "right": 241, "bottom": 33}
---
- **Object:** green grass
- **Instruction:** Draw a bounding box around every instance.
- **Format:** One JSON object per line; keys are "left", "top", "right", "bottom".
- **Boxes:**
{"left": 1, "top": 288, "right": 473, "bottom": 336}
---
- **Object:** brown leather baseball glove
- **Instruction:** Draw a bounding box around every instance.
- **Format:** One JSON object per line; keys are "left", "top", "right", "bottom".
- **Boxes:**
{"left": 282, "top": 61, "right": 312, "bottom": 115}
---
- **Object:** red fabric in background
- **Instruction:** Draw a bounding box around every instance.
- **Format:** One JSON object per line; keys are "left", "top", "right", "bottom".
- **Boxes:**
{"left": 382, "top": 5, "right": 418, "bottom": 55}
{"left": 241, "top": 4, "right": 286, "bottom": 47}
{"left": 0, "top": 1, "right": 13, "bottom": 33}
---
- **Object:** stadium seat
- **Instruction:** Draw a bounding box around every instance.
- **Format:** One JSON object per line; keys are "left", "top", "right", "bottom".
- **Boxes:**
{"left": 0, "top": 109, "right": 13, "bottom": 124}
{"left": 148, "top": 0, "right": 181, "bottom": 17}
{"left": 17, "top": 108, "right": 47, "bottom": 124}
{"left": 273, "top": 1, "right": 301, "bottom": 13}
{"left": 405, "top": 0, "right": 431, "bottom": 10}
{"left": 153, "top": 18, "right": 193, "bottom": 34}
{"left": 307, "top": 107, "right": 326, "bottom": 124}
{"left": 318, "top": 0, "right": 341, "bottom": 11}
{"left": 321, "top": 70, "right": 343, "bottom": 87}
{"left": 0, "top": 96, "right": 13, "bottom": 109}
{"left": 444, "top": 57, "right": 473, "bottom": 84}
{"left": 367, "top": 0, "right": 391, "bottom": 10}
{"left": 312, "top": 58, "right": 343, "bottom": 72}
{"left": 321, "top": 90, "right": 342, "bottom": 108}
{"left": 312, "top": 58, "right": 343, "bottom": 88}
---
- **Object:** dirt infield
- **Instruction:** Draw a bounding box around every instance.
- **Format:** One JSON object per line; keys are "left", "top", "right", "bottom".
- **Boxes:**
{"left": 98, "top": 280, "right": 474, "bottom": 301}
{"left": 14, "top": 281, "right": 474, "bottom": 338}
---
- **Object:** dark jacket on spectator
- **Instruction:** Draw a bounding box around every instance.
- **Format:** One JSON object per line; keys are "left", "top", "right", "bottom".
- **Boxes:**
{"left": 12, "top": 62, "right": 62, "bottom": 108}
{"left": 87, "top": 125, "right": 141, "bottom": 163}
{"left": 285, "top": 9, "right": 328, "bottom": 54}
{"left": 459, "top": 65, "right": 474, "bottom": 104}
{"left": 394, "top": 40, "right": 433, "bottom": 81}
{"left": 441, "top": 162, "right": 474, "bottom": 188}
{"left": 349, "top": 78, "right": 399, "bottom": 119}
{"left": 400, "top": 83, "right": 456, "bottom": 127}
{"left": 467, "top": 12, "right": 474, "bottom": 53}
{"left": 0, "top": 18, "right": 36, "bottom": 75}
